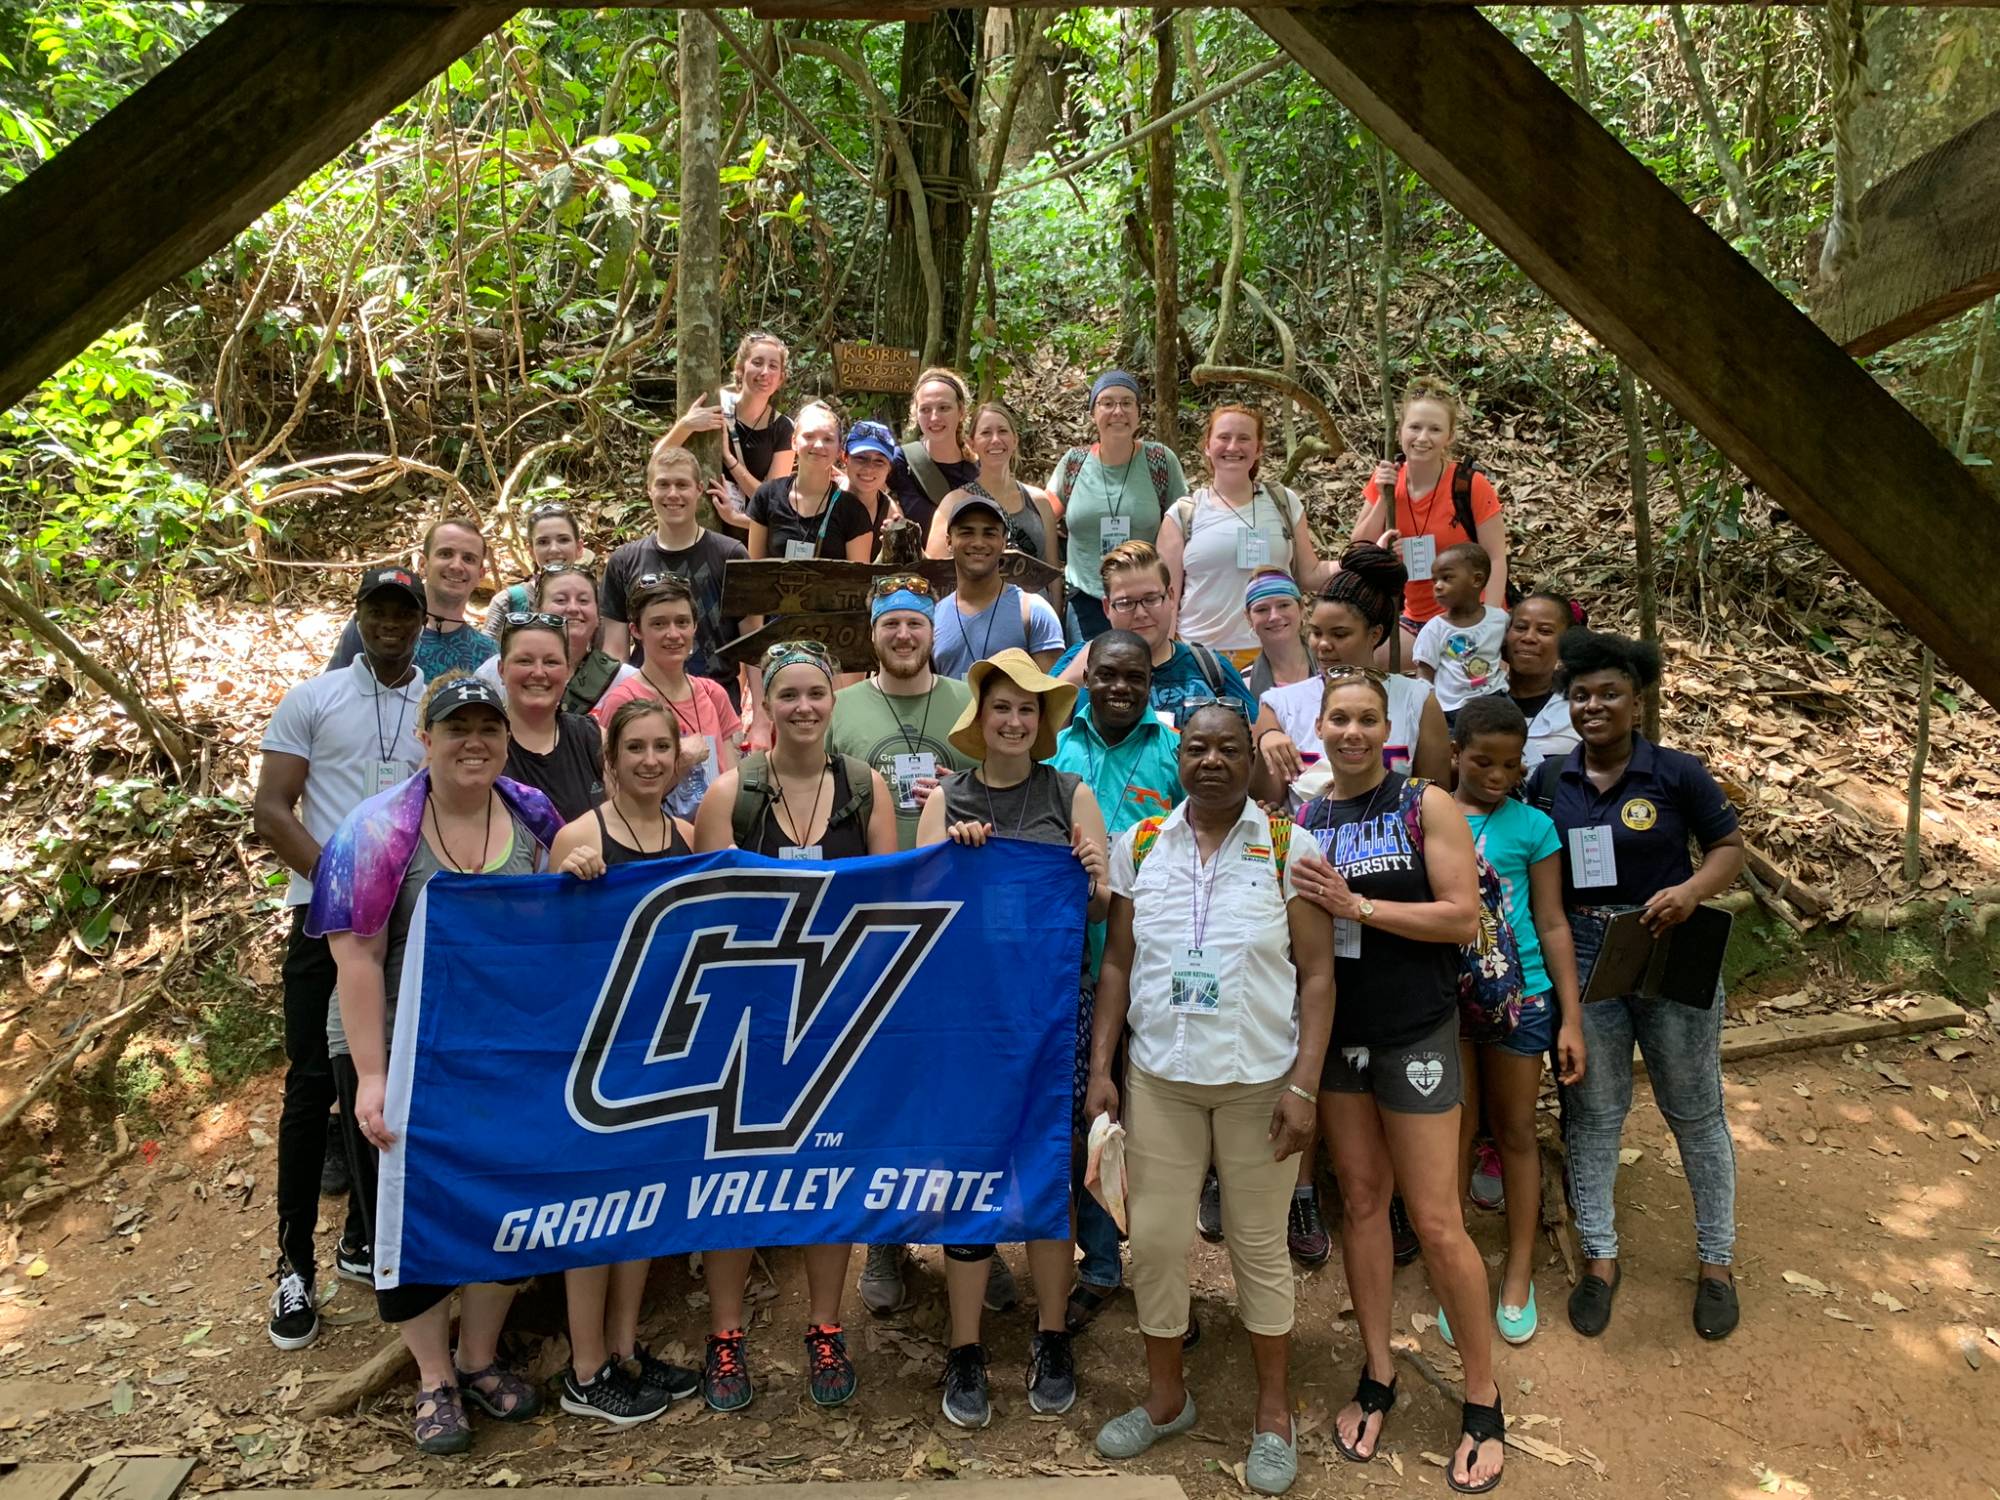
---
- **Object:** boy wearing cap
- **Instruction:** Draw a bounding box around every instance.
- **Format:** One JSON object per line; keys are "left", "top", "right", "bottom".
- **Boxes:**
{"left": 329, "top": 518, "right": 497, "bottom": 680}
{"left": 255, "top": 566, "right": 430, "bottom": 1351}
{"left": 933, "top": 493, "right": 1065, "bottom": 679}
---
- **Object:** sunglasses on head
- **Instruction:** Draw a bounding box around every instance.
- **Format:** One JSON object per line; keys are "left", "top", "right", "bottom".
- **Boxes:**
{"left": 1183, "top": 694, "right": 1250, "bottom": 720}
{"left": 503, "top": 611, "right": 567, "bottom": 630}
{"left": 528, "top": 501, "right": 574, "bottom": 521}
{"left": 761, "top": 639, "right": 832, "bottom": 664}
{"left": 870, "top": 573, "right": 934, "bottom": 599}
{"left": 1322, "top": 664, "right": 1388, "bottom": 684}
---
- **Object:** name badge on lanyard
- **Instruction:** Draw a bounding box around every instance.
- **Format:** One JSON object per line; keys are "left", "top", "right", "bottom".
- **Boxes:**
{"left": 783, "top": 539, "right": 816, "bottom": 561}
{"left": 778, "top": 844, "right": 824, "bottom": 861}
{"left": 367, "top": 759, "right": 404, "bottom": 797}
{"left": 1402, "top": 533, "right": 1436, "bottom": 581}
{"left": 1169, "top": 945, "right": 1221, "bottom": 1014}
{"left": 891, "top": 751, "right": 935, "bottom": 812}
{"left": 1569, "top": 825, "right": 1619, "bottom": 888}
{"left": 1333, "top": 917, "right": 1363, "bottom": 960}
{"left": 1236, "top": 529, "right": 1272, "bottom": 570}
{"left": 1099, "top": 514, "right": 1132, "bottom": 553}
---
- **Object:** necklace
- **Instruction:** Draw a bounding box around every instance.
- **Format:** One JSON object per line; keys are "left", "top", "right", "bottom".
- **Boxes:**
{"left": 643, "top": 667, "right": 702, "bottom": 737}
{"left": 769, "top": 758, "right": 830, "bottom": 849}
{"left": 611, "top": 794, "right": 669, "bottom": 856}
{"left": 425, "top": 788, "right": 495, "bottom": 873}
{"left": 980, "top": 763, "right": 1037, "bottom": 840}
{"left": 873, "top": 677, "right": 934, "bottom": 755}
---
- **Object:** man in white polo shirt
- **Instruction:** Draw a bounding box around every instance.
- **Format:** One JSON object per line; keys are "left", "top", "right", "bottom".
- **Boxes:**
{"left": 254, "top": 566, "right": 429, "bottom": 1351}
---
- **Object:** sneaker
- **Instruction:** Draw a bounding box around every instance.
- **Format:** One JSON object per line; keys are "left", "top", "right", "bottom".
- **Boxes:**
{"left": 858, "top": 1243, "right": 908, "bottom": 1315}
{"left": 267, "top": 1267, "right": 319, "bottom": 1350}
{"left": 703, "top": 1330, "right": 753, "bottom": 1412}
{"left": 1197, "top": 1170, "right": 1224, "bottom": 1244}
{"left": 940, "top": 1342, "right": 991, "bottom": 1429}
{"left": 630, "top": 1343, "right": 700, "bottom": 1403}
{"left": 1287, "top": 1192, "right": 1330, "bottom": 1267}
{"left": 1693, "top": 1274, "right": 1739, "bottom": 1340}
{"left": 560, "top": 1358, "right": 669, "bottom": 1426}
{"left": 1388, "top": 1195, "right": 1421, "bottom": 1266}
{"left": 984, "top": 1254, "right": 1020, "bottom": 1312}
{"left": 334, "top": 1237, "right": 372, "bottom": 1286}
{"left": 804, "top": 1324, "right": 857, "bottom": 1408}
{"left": 320, "top": 1127, "right": 351, "bottom": 1197}
{"left": 1026, "top": 1329, "right": 1077, "bottom": 1414}
{"left": 1469, "top": 1141, "right": 1505, "bottom": 1211}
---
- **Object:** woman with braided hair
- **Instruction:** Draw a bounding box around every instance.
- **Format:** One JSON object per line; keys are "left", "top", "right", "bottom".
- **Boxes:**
{"left": 1250, "top": 543, "right": 1450, "bottom": 813}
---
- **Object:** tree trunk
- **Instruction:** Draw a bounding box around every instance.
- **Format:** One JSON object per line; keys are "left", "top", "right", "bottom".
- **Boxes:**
{"left": 1668, "top": 5, "right": 1763, "bottom": 269}
{"left": 884, "top": 13, "right": 976, "bottom": 361}
{"left": 1147, "top": 8, "right": 1179, "bottom": 449}
{"left": 956, "top": 10, "right": 1048, "bottom": 369}
{"left": 676, "top": 17, "right": 723, "bottom": 481}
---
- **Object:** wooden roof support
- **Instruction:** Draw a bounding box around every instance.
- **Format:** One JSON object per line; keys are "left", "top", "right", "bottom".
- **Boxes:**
{"left": 1251, "top": 4, "right": 2000, "bottom": 706}
{"left": 1810, "top": 105, "right": 2000, "bottom": 357}
{"left": 0, "top": 4, "right": 514, "bottom": 415}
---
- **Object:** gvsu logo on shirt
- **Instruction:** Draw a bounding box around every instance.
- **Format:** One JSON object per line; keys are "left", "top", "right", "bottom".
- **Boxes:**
{"left": 566, "top": 869, "right": 959, "bottom": 1154}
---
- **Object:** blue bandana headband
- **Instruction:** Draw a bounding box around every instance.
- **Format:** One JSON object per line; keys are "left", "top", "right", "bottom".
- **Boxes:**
{"left": 1244, "top": 570, "right": 1303, "bottom": 608}
{"left": 871, "top": 589, "right": 935, "bottom": 622}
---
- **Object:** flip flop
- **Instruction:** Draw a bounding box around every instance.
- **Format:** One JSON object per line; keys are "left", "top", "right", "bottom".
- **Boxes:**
{"left": 1332, "top": 1368, "right": 1396, "bottom": 1463}
{"left": 1446, "top": 1392, "right": 1505, "bottom": 1493}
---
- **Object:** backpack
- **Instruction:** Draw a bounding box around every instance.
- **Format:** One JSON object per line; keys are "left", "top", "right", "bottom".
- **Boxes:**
{"left": 1186, "top": 641, "right": 1226, "bottom": 700}
{"left": 1521, "top": 755, "right": 1562, "bottom": 814}
{"left": 1056, "top": 441, "right": 1177, "bottom": 514}
{"left": 731, "top": 752, "right": 876, "bottom": 849}
{"left": 1396, "top": 777, "right": 1527, "bottom": 1044}
{"left": 561, "top": 651, "right": 623, "bottom": 717}
{"left": 1167, "top": 483, "right": 1301, "bottom": 550}
{"left": 903, "top": 440, "right": 955, "bottom": 509}
{"left": 1131, "top": 812, "right": 1291, "bottom": 878}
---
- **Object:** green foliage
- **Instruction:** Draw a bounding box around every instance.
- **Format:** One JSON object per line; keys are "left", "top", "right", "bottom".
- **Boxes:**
{"left": 194, "top": 956, "right": 283, "bottom": 1088}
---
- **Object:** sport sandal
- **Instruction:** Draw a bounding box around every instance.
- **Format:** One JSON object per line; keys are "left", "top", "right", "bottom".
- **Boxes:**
{"left": 1332, "top": 1368, "right": 1396, "bottom": 1463}
{"left": 1447, "top": 1392, "right": 1505, "bottom": 1494}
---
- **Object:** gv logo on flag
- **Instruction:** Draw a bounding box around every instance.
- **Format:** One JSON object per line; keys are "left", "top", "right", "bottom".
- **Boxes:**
{"left": 565, "top": 869, "right": 959, "bottom": 1154}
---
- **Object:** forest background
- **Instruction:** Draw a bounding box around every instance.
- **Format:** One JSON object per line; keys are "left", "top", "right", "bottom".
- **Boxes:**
{"left": 1, "top": 2, "right": 1999, "bottom": 1148}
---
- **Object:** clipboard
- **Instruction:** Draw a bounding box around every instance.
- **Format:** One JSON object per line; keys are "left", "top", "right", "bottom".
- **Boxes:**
{"left": 1580, "top": 905, "right": 1733, "bottom": 1008}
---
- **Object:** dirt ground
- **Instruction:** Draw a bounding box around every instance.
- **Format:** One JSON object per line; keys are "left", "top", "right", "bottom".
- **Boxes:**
{"left": 4, "top": 1028, "right": 1999, "bottom": 1500}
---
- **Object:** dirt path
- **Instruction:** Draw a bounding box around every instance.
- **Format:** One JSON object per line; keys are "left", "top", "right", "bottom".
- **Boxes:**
{"left": 4, "top": 1031, "right": 1998, "bottom": 1498}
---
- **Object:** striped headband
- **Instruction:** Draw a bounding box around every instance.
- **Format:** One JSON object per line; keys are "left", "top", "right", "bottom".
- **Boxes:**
{"left": 1244, "top": 570, "right": 1303, "bottom": 607}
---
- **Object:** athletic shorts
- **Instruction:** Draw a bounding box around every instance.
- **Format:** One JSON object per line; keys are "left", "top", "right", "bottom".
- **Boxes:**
{"left": 1322, "top": 1009, "right": 1462, "bottom": 1114}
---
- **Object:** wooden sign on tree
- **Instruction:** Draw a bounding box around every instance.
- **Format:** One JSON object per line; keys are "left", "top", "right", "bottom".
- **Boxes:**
{"left": 832, "top": 341, "right": 923, "bottom": 394}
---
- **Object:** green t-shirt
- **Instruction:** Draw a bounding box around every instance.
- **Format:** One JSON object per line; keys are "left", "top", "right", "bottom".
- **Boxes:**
{"left": 1058, "top": 442, "right": 1190, "bottom": 598}
{"left": 829, "top": 676, "right": 977, "bottom": 850}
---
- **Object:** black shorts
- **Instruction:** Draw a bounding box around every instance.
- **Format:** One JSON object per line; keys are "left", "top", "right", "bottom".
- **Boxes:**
{"left": 1321, "top": 1009, "right": 1462, "bottom": 1114}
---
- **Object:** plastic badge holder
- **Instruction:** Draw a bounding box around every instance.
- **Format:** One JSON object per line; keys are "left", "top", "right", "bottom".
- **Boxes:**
{"left": 1085, "top": 1111, "right": 1128, "bottom": 1233}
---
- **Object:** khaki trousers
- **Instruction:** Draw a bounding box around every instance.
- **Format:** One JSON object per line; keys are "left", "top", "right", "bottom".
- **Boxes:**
{"left": 1124, "top": 1066, "right": 1298, "bottom": 1338}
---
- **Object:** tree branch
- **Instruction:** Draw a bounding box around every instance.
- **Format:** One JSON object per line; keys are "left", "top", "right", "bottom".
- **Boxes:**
{"left": 956, "top": 9, "right": 1048, "bottom": 368}
{"left": 704, "top": 11, "right": 871, "bottom": 191}
{"left": 1190, "top": 363, "right": 1347, "bottom": 458}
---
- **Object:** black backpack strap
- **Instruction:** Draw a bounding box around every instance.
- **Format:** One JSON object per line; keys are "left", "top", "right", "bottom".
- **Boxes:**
{"left": 1189, "top": 642, "right": 1225, "bottom": 697}
{"left": 1526, "top": 754, "right": 1562, "bottom": 814}
{"left": 731, "top": 751, "right": 776, "bottom": 848}
{"left": 1451, "top": 455, "right": 1481, "bottom": 543}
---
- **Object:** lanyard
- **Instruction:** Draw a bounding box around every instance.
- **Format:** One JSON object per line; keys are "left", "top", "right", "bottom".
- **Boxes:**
{"left": 874, "top": 679, "right": 934, "bottom": 756}
{"left": 982, "top": 765, "right": 1037, "bottom": 840}
{"left": 368, "top": 668, "right": 412, "bottom": 764}
{"left": 1097, "top": 446, "right": 1140, "bottom": 520}
{"left": 1083, "top": 723, "right": 1143, "bottom": 826}
{"left": 1187, "top": 821, "right": 1231, "bottom": 949}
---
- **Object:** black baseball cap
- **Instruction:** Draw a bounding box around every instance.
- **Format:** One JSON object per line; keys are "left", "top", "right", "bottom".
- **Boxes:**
{"left": 422, "top": 675, "right": 506, "bottom": 728}
{"left": 357, "top": 565, "right": 426, "bottom": 610}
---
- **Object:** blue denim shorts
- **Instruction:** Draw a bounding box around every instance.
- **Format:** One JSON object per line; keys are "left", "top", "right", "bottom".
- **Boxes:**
{"left": 1498, "top": 990, "right": 1554, "bottom": 1058}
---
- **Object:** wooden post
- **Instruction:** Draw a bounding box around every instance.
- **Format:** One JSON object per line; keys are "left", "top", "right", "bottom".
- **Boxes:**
{"left": 1251, "top": 4, "right": 2000, "bottom": 708}
{"left": 677, "top": 13, "right": 724, "bottom": 487}
{"left": 0, "top": 4, "right": 515, "bottom": 415}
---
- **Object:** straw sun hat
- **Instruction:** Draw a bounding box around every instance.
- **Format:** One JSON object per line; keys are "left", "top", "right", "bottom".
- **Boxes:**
{"left": 948, "top": 648, "right": 1077, "bottom": 762}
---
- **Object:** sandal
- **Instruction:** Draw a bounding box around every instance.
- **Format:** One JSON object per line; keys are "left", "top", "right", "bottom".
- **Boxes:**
{"left": 1065, "top": 1280, "right": 1120, "bottom": 1335}
{"left": 413, "top": 1382, "right": 472, "bottom": 1455}
{"left": 1331, "top": 1368, "right": 1396, "bottom": 1464}
{"left": 455, "top": 1360, "right": 543, "bottom": 1421}
{"left": 1447, "top": 1392, "right": 1505, "bottom": 1494}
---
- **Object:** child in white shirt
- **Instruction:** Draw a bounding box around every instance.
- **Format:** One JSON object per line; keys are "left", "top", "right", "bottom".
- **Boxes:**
{"left": 1414, "top": 542, "right": 1510, "bottom": 713}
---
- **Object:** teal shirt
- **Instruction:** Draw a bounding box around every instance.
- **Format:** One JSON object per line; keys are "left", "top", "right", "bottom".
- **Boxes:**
{"left": 1051, "top": 709, "right": 1185, "bottom": 974}
{"left": 1466, "top": 798, "right": 1563, "bottom": 997}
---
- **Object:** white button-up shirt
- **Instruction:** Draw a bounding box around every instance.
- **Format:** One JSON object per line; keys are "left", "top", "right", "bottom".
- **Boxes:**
{"left": 1107, "top": 800, "right": 1302, "bottom": 1085}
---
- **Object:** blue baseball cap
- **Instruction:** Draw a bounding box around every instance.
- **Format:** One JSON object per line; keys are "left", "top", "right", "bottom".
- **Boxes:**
{"left": 846, "top": 419, "right": 900, "bottom": 462}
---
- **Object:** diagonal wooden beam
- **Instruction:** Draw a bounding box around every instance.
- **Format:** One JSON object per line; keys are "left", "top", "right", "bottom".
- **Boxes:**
{"left": 0, "top": 5, "right": 515, "bottom": 415}
{"left": 1253, "top": 4, "right": 2000, "bottom": 707}
{"left": 1810, "top": 105, "right": 2000, "bottom": 357}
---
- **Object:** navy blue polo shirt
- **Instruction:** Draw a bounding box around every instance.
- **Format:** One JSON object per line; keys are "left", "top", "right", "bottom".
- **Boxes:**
{"left": 1547, "top": 735, "right": 1737, "bottom": 907}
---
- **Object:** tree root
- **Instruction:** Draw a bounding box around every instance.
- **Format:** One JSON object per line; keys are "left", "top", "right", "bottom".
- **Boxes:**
{"left": 9, "top": 1120, "right": 131, "bottom": 1222}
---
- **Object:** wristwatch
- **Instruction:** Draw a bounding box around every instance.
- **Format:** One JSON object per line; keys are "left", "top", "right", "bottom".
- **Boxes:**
{"left": 1356, "top": 898, "right": 1376, "bottom": 923}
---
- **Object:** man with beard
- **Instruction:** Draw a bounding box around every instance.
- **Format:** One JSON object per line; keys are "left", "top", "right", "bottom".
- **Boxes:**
{"left": 256, "top": 567, "right": 431, "bottom": 1351}
{"left": 1049, "top": 629, "right": 1186, "bottom": 1335}
{"left": 328, "top": 519, "right": 496, "bottom": 679}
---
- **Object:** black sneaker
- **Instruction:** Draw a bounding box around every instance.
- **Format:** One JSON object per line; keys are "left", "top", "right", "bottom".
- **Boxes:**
{"left": 630, "top": 1343, "right": 700, "bottom": 1402}
{"left": 703, "top": 1330, "right": 753, "bottom": 1412}
{"left": 320, "top": 1127, "right": 351, "bottom": 1197}
{"left": 334, "top": 1237, "right": 372, "bottom": 1285}
{"left": 1288, "top": 1192, "right": 1331, "bottom": 1267}
{"left": 560, "top": 1358, "right": 669, "bottom": 1426}
{"left": 1389, "top": 1195, "right": 1421, "bottom": 1266}
{"left": 267, "top": 1267, "right": 318, "bottom": 1351}
{"left": 1693, "top": 1274, "right": 1739, "bottom": 1341}
{"left": 805, "top": 1324, "right": 858, "bottom": 1408}
{"left": 1026, "top": 1329, "right": 1077, "bottom": 1415}
{"left": 1198, "top": 1169, "right": 1224, "bottom": 1243}
{"left": 940, "top": 1342, "right": 991, "bottom": 1429}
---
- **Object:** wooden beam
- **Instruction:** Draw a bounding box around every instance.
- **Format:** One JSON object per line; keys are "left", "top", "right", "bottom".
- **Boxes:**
{"left": 1253, "top": 5, "right": 2000, "bottom": 708}
{"left": 1810, "top": 105, "right": 2000, "bottom": 357}
{"left": 0, "top": 4, "right": 514, "bottom": 415}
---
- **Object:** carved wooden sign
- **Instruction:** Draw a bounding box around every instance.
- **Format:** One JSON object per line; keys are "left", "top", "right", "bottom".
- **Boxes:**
{"left": 717, "top": 551, "right": 1066, "bottom": 671}
{"left": 832, "top": 341, "right": 922, "bottom": 394}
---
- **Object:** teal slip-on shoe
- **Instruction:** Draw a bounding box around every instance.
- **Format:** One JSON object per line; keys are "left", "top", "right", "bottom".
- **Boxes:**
{"left": 1499, "top": 1285, "right": 1539, "bottom": 1345}
{"left": 1096, "top": 1393, "right": 1198, "bottom": 1459}
{"left": 1246, "top": 1429, "right": 1299, "bottom": 1495}
{"left": 1438, "top": 1303, "right": 1454, "bottom": 1348}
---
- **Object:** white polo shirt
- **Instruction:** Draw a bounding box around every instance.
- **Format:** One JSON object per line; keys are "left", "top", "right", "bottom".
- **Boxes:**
{"left": 1106, "top": 799, "right": 1302, "bottom": 1086}
{"left": 260, "top": 658, "right": 427, "bottom": 905}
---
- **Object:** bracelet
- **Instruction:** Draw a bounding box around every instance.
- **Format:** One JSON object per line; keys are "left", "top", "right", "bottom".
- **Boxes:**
{"left": 1286, "top": 1083, "right": 1317, "bottom": 1105}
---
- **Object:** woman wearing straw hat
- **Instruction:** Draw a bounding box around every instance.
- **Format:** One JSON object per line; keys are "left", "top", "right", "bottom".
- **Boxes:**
{"left": 916, "top": 647, "right": 1112, "bottom": 1431}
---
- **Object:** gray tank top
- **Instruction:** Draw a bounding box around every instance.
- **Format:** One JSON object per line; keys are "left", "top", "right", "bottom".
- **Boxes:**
{"left": 942, "top": 763, "right": 1079, "bottom": 846}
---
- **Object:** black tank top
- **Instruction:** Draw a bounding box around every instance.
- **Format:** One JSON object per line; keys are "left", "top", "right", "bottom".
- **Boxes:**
{"left": 593, "top": 805, "right": 692, "bottom": 865}
{"left": 1296, "top": 773, "right": 1458, "bottom": 1049}
{"left": 750, "top": 757, "right": 872, "bottom": 859}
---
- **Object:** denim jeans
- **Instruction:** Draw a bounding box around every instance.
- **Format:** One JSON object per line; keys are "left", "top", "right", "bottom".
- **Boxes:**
{"left": 1074, "top": 1181, "right": 1123, "bottom": 1289}
{"left": 1562, "top": 908, "right": 1737, "bottom": 1265}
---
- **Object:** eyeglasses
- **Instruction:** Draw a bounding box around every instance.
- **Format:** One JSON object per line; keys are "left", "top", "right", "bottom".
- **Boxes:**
{"left": 1183, "top": 694, "right": 1250, "bottom": 720}
{"left": 1106, "top": 591, "right": 1168, "bottom": 616}
{"left": 1322, "top": 664, "right": 1388, "bottom": 683}
{"left": 502, "top": 611, "right": 567, "bottom": 630}
{"left": 870, "top": 573, "right": 933, "bottom": 599}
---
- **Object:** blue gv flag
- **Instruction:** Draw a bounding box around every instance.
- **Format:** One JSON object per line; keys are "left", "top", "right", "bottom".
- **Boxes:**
{"left": 374, "top": 842, "right": 1085, "bottom": 1288}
